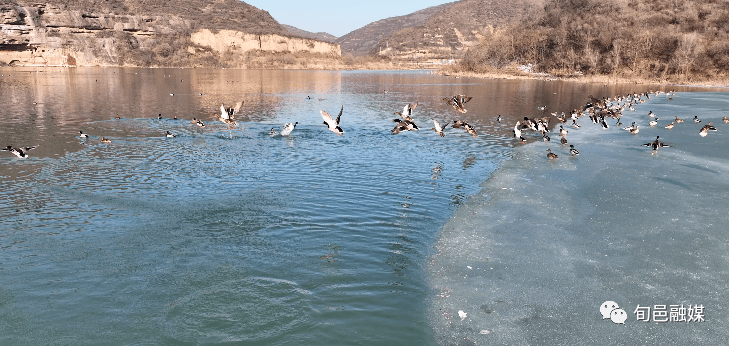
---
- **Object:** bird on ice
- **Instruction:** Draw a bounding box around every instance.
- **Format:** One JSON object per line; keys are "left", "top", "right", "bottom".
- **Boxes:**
{"left": 569, "top": 145, "right": 579, "bottom": 157}
{"left": 546, "top": 149, "right": 558, "bottom": 161}
{"left": 699, "top": 123, "right": 717, "bottom": 137}
{"left": 643, "top": 136, "right": 670, "bottom": 155}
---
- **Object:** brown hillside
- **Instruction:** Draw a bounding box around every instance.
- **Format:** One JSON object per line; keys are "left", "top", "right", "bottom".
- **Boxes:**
{"left": 372, "top": 0, "right": 544, "bottom": 61}
{"left": 335, "top": 2, "right": 455, "bottom": 56}
{"left": 452, "top": 0, "right": 729, "bottom": 83}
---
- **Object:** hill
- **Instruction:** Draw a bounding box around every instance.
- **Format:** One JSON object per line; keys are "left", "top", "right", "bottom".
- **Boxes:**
{"left": 450, "top": 0, "right": 729, "bottom": 83}
{"left": 371, "top": 0, "right": 544, "bottom": 61}
{"left": 282, "top": 24, "right": 337, "bottom": 43}
{"left": 335, "top": 2, "right": 455, "bottom": 56}
{"left": 335, "top": 0, "right": 543, "bottom": 61}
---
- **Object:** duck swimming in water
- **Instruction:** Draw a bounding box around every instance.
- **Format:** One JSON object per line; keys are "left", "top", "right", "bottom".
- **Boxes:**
{"left": 321, "top": 106, "right": 344, "bottom": 136}
{"left": 2, "top": 145, "right": 37, "bottom": 158}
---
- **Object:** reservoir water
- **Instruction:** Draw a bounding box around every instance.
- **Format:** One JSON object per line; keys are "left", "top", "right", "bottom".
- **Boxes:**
{"left": 1, "top": 68, "right": 726, "bottom": 345}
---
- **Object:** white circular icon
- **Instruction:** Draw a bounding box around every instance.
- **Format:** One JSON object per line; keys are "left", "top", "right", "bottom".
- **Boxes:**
{"left": 600, "top": 301, "right": 620, "bottom": 319}
{"left": 610, "top": 308, "right": 627, "bottom": 324}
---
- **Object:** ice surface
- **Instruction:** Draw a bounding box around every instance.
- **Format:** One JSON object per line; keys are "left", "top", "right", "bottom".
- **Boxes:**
{"left": 429, "top": 92, "right": 729, "bottom": 345}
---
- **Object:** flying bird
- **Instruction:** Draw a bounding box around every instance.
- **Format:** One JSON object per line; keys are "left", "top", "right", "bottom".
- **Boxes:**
{"left": 218, "top": 102, "right": 242, "bottom": 129}
{"left": 394, "top": 103, "right": 418, "bottom": 121}
{"left": 2, "top": 145, "right": 37, "bottom": 159}
{"left": 321, "top": 106, "right": 344, "bottom": 136}
{"left": 280, "top": 122, "right": 299, "bottom": 136}
{"left": 391, "top": 119, "right": 419, "bottom": 134}
{"left": 443, "top": 95, "right": 472, "bottom": 114}
{"left": 431, "top": 119, "right": 445, "bottom": 137}
{"left": 463, "top": 122, "right": 478, "bottom": 138}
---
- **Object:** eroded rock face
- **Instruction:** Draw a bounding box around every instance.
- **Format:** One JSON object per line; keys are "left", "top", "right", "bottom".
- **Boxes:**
{"left": 0, "top": 1, "right": 340, "bottom": 67}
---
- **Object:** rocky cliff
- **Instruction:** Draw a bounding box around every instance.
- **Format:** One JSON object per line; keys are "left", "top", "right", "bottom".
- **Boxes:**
{"left": 0, "top": 0, "right": 340, "bottom": 67}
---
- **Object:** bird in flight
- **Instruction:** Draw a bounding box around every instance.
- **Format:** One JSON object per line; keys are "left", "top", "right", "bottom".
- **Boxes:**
{"left": 321, "top": 106, "right": 344, "bottom": 136}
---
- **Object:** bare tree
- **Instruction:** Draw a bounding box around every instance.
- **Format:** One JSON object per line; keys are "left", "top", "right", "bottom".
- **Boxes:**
{"left": 674, "top": 32, "right": 701, "bottom": 76}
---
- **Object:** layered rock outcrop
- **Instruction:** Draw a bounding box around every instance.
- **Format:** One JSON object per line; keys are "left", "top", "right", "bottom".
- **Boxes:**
{"left": 0, "top": 0, "right": 340, "bottom": 67}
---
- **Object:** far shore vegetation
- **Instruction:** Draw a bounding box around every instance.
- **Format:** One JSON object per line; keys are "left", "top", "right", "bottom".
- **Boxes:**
{"left": 442, "top": 0, "right": 729, "bottom": 86}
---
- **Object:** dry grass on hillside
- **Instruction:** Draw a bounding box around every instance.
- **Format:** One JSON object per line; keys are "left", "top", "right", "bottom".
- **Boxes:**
{"left": 452, "top": 0, "right": 729, "bottom": 84}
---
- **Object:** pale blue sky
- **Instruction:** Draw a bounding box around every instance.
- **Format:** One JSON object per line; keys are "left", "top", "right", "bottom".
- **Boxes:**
{"left": 244, "top": 0, "right": 452, "bottom": 37}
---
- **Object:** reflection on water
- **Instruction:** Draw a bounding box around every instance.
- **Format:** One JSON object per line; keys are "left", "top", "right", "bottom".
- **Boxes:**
{"left": 0, "top": 67, "right": 689, "bottom": 345}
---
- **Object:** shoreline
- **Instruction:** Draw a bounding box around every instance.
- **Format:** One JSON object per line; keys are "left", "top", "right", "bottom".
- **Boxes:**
{"left": 5, "top": 62, "right": 728, "bottom": 89}
{"left": 434, "top": 68, "right": 729, "bottom": 89}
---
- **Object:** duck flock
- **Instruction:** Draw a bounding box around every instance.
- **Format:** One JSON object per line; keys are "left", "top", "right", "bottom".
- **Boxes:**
{"left": 510, "top": 89, "right": 722, "bottom": 160}
{"left": 2, "top": 89, "right": 721, "bottom": 161}
{"left": 1, "top": 94, "right": 480, "bottom": 159}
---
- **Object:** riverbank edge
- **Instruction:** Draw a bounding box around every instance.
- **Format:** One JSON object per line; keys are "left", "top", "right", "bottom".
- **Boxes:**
{"left": 434, "top": 67, "right": 729, "bottom": 89}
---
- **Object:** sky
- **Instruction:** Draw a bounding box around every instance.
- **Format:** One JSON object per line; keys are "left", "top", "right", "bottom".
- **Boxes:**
{"left": 244, "top": 0, "right": 453, "bottom": 38}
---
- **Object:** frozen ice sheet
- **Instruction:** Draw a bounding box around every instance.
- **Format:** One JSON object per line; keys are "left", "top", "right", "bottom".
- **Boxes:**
{"left": 429, "top": 92, "right": 729, "bottom": 345}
